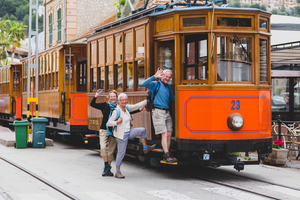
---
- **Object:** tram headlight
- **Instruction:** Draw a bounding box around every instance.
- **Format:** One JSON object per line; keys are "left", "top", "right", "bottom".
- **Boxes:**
{"left": 227, "top": 113, "right": 244, "bottom": 131}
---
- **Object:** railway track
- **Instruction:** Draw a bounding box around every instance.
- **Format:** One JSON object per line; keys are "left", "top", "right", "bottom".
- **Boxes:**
{"left": 0, "top": 155, "right": 79, "bottom": 200}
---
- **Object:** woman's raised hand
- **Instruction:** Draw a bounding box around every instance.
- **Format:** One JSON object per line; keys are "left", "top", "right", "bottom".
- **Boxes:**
{"left": 154, "top": 68, "right": 163, "bottom": 79}
{"left": 94, "top": 89, "right": 103, "bottom": 98}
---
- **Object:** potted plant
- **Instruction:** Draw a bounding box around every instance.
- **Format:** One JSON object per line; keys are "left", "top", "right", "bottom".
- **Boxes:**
{"left": 263, "top": 139, "right": 289, "bottom": 165}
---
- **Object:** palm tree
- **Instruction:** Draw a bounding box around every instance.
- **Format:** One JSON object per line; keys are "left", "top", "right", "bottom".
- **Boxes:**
{"left": 6, "top": 20, "right": 27, "bottom": 64}
{"left": 0, "top": 19, "right": 10, "bottom": 66}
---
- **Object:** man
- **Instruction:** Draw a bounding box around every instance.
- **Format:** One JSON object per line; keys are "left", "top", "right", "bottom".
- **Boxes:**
{"left": 142, "top": 69, "right": 176, "bottom": 163}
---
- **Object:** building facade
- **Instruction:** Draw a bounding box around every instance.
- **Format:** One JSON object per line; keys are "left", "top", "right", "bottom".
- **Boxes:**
{"left": 44, "top": 0, "right": 117, "bottom": 50}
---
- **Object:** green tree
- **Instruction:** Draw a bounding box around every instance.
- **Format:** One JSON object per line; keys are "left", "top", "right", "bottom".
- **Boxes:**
{"left": 6, "top": 20, "right": 27, "bottom": 63}
{"left": 280, "top": 5, "right": 286, "bottom": 12}
{"left": 250, "top": 4, "right": 261, "bottom": 9}
{"left": 272, "top": 8, "right": 278, "bottom": 14}
{"left": 261, "top": 5, "right": 266, "bottom": 11}
{"left": 16, "top": 4, "right": 29, "bottom": 21}
{"left": 294, "top": 6, "right": 300, "bottom": 16}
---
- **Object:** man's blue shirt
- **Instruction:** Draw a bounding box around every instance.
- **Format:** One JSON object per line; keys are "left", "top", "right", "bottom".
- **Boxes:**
{"left": 142, "top": 75, "right": 175, "bottom": 109}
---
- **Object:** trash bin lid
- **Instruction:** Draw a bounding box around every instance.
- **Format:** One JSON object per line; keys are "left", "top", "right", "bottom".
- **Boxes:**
{"left": 32, "top": 117, "right": 48, "bottom": 122}
{"left": 13, "top": 120, "right": 29, "bottom": 126}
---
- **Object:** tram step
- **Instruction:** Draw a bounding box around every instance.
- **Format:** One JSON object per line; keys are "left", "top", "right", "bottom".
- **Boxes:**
{"left": 152, "top": 148, "right": 177, "bottom": 153}
{"left": 85, "top": 134, "right": 98, "bottom": 138}
{"left": 58, "top": 132, "right": 71, "bottom": 136}
{"left": 160, "top": 160, "right": 178, "bottom": 165}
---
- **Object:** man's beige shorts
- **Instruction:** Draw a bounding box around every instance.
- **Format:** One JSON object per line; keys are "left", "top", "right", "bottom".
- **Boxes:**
{"left": 152, "top": 109, "right": 173, "bottom": 135}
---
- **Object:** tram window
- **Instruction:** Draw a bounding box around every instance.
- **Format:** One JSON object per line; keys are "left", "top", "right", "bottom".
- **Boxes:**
{"left": 217, "top": 36, "right": 252, "bottom": 82}
{"left": 135, "top": 28, "right": 144, "bottom": 58}
{"left": 217, "top": 17, "right": 251, "bottom": 27}
{"left": 108, "top": 65, "right": 113, "bottom": 90}
{"left": 187, "top": 42, "right": 195, "bottom": 65}
{"left": 183, "top": 37, "right": 207, "bottom": 81}
{"left": 259, "top": 39, "right": 267, "bottom": 82}
{"left": 272, "top": 78, "right": 289, "bottom": 112}
{"left": 39, "top": 75, "right": 42, "bottom": 90}
{"left": 115, "top": 64, "right": 123, "bottom": 89}
{"left": 98, "top": 40, "right": 104, "bottom": 65}
{"left": 52, "top": 57, "right": 55, "bottom": 72}
{"left": 137, "top": 60, "right": 145, "bottom": 87}
{"left": 43, "top": 60, "right": 45, "bottom": 73}
{"left": 46, "top": 75, "right": 49, "bottom": 90}
{"left": 56, "top": 72, "right": 59, "bottom": 88}
{"left": 125, "top": 32, "right": 133, "bottom": 60}
{"left": 158, "top": 46, "right": 173, "bottom": 85}
{"left": 259, "top": 19, "right": 267, "bottom": 29}
{"left": 100, "top": 66, "right": 104, "bottom": 89}
{"left": 53, "top": 73, "right": 56, "bottom": 88}
{"left": 115, "top": 35, "right": 122, "bottom": 62}
{"left": 183, "top": 17, "right": 205, "bottom": 27}
{"left": 106, "top": 37, "right": 113, "bottom": 63}
{"left": 39, "top": 59, "right": 42, "bottom": 74}
{"left": 92, "top": 67, "right": 97, "bottom": 91}
{"left": 91, "top": 42, "right": 97, "bottom": 66}
{"left": 126, "top": 62, "right": 133, "bottom": 89}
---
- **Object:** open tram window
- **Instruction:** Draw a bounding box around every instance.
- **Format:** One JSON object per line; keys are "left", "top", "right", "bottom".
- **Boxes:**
{"left": 91, "top": 67, "right": 97, "bottom": 91}
{"left": 115, "top": 64, "right": 123, "bottom": 89}
{"left": 182, "top": 34, "right": 208, "bottom": 84}
{"left": 126, "top": 62, "right": 133, "bottom": 89}
{"left": 107, "top": 65, "right": 113, "bottom": 90}
{"left": 137, "top": 60, "right": 145, "bottom": 88}
{"left": 217, "top": 36, "right": 252, "bottom": 82}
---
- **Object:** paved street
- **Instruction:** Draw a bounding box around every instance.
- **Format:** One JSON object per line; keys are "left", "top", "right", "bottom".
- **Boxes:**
{"left": 1, "top": 137, "right": 300, "bottom": 200}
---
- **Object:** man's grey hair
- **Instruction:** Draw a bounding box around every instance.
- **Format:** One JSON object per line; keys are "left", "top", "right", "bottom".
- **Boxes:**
{"left": 163, "top": 69, "right": 172, "bottom": 75}
{"left": 118, "top": 93, "right": 128, "bottom": 100}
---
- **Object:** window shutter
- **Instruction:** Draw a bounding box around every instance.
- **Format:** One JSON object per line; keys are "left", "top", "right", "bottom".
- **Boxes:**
{"left": 49, "top": 14, "right": 53, "bottom": 45}
{"left": 58, "top": 9, "right": 61, "bottom": 42}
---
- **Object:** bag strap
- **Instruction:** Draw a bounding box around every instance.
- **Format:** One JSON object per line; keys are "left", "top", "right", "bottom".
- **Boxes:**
{"left": 125, "top": 105, "right": 129, "bottom": 112}
{"left": 151, "top": 81, "right": 161, "bottom": 103}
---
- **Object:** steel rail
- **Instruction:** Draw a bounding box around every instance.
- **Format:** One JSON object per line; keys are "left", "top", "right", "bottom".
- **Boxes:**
{"left": 0, "top": 155, "right": 80, "bottom": 200}
{"left": 208, "top": 166, "right": 300, "bottom": 192}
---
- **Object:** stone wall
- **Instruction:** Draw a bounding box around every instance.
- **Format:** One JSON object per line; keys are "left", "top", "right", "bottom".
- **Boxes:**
{"left": 77, "top": 0, "right": 117, "bottom": 37}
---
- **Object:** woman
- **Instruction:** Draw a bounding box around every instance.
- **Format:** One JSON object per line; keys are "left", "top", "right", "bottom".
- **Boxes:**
{"left": 107, "top": 93, "right": 156, "bottom": 179}
{"left": 90, "top": 90, "right": 118, "bottom": 176}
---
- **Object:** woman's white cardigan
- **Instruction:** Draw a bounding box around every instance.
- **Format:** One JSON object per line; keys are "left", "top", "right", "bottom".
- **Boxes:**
{"left": 107, "top": 100, "right": 147, "bottom": 140}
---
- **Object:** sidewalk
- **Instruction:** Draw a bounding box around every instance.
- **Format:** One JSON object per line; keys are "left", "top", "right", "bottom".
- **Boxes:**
{"left": 0, "top": 126, "right": 53, "bottom": 147}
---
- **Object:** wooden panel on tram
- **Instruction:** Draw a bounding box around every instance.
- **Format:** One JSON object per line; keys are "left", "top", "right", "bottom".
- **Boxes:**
{"left": 178, "top": 90, "right": 271, "bottom": 140}
{"left": 155, "top": 17, "right": 173, "bottom": 34}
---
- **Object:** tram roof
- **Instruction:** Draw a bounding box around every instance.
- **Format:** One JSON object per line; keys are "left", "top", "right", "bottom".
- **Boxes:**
{"left": 147, "top": 6, "right": 271, "bottom": 17}
{"left": 92, "top": 5, "right": 270, "bottom": 35}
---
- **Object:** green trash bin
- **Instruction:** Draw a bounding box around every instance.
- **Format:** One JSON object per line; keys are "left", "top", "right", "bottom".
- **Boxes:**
{"left": 32, "top": 117, "right": 48, "bottom": 148}
{"left": 13, "top": 120, "right": 29, "bottom": 149}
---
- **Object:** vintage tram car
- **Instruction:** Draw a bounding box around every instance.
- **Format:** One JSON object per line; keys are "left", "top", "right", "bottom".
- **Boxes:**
{"left": 86, "top": 4, "right": 272, "bottom": 168}
{"left": 0, "top": 2, "right": 272, "bottom": 169}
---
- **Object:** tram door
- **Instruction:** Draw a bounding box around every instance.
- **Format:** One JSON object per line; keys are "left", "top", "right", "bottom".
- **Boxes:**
{"left": 155, "top": 41, "right": 175, "bottom": 135}
{"left": 77, "top": 61, "right": 87, "bottom": 92}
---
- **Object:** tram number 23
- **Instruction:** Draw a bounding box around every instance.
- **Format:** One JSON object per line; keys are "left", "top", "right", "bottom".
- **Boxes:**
{"left": 231, "top": 100, "right": 240, "bottom": 110}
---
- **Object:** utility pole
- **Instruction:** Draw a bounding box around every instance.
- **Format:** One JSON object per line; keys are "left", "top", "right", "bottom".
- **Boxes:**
{"left": 27, "top": 0, "right": 39, "bottom": 121}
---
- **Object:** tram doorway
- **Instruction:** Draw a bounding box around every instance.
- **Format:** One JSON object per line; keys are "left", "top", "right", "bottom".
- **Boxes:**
{"left": 77, "top": 61, "right": 87, "bottom": 92}
{"left": 155, "top": 41, "right": 175, "bottom": 136}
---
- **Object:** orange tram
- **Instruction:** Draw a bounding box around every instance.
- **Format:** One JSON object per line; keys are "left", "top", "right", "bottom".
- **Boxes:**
{"left": 0, "top": 2, "right": 272, "bottom": 170}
